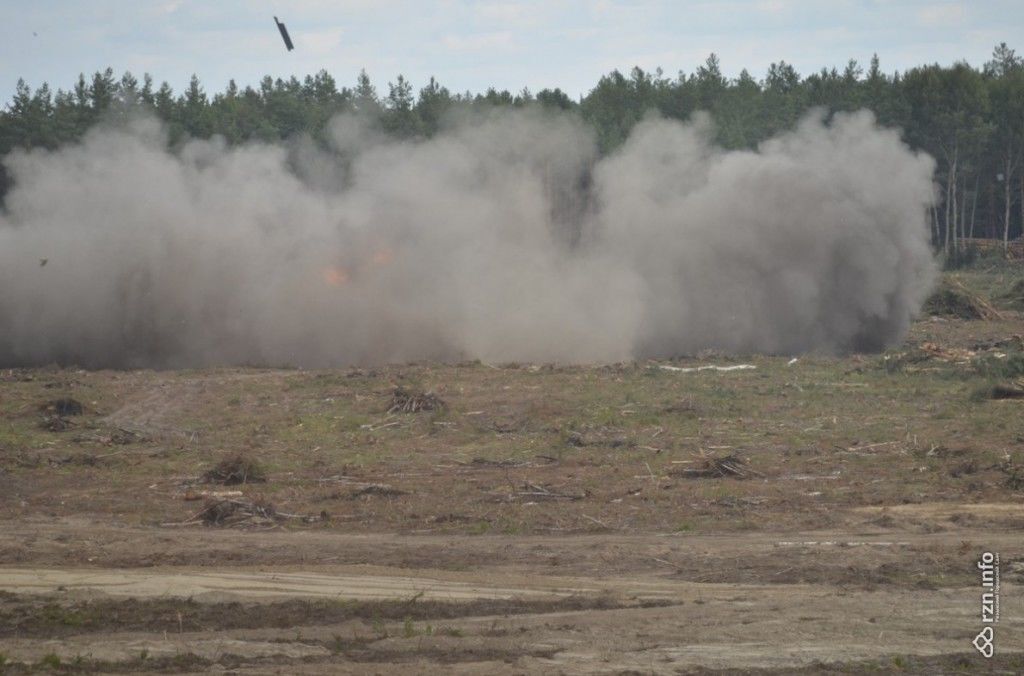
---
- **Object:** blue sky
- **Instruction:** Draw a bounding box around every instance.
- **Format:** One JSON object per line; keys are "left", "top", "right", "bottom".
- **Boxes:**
{"left": 3, "top": 1, "right": 1022, "bottom": 101}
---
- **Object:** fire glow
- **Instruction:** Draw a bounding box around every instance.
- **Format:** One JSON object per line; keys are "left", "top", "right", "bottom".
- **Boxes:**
{"left": 322, "top": 265, "right": 350, "bottom": 287}
{"left": 321, "top": 247, "right": 395, "bottom": 288}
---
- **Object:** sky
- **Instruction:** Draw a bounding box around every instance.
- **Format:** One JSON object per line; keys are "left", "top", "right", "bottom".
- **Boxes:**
{"left": 2, "top": 0, "right": 1022, "bottom": 102}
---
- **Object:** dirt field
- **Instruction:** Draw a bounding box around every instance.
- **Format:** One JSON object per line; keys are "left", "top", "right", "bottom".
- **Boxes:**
{"left": 1, "top": 268, "right": 1023, "bottom": 674}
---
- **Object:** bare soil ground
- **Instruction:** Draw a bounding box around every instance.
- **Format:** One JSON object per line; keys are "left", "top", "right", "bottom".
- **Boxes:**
{"left": 1, "top": 269, "right": 1023, "bottom": 674}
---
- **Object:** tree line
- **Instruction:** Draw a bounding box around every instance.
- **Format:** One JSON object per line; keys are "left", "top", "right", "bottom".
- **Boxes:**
{"left": 2, "top": 43, "right": 1022, "bottom": 254}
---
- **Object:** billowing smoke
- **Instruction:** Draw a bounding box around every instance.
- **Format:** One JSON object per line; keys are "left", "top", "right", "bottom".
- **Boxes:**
{"left": 0, "top": 108, "right": 936, "bottom": 368}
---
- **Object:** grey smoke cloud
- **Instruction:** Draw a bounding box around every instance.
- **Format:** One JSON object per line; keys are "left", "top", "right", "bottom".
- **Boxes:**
{"left": 0, "top": 108, "right": 936, "bottom": 368}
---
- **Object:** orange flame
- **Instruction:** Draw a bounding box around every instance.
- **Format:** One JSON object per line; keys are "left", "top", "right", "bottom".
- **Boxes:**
{"left": 323, "top": 266, "right": 350, "bottom": 287}
{"left": 371, "top": 247, "right": 395, "bottom": 266}
{"left": 322, "top": 246, "right": 394, "bottom": 288}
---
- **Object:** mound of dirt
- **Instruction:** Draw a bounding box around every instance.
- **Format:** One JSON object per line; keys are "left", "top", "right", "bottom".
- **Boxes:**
{"left": 924, "top": 279, "right": 1002, "bottom": 320}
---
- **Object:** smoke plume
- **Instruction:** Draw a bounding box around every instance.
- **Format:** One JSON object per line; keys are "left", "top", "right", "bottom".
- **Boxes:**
{"left": 0, "top": 108, "right": 936, "bottom": 368}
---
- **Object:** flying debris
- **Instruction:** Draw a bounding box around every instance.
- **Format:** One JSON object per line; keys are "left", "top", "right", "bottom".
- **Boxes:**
{"left": 274, "top": 16, "right": 294, "bottom": 51}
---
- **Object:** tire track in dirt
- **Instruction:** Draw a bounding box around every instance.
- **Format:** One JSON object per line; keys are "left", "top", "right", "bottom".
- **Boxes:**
{"left": 1, "top": 520, "right": 1022, "bottom": 672}
{"left": 0, "top": 567, "right": 596, "bottom": 602}
{"left": 0, "top": 576, "right": 1020, "bottom": 672}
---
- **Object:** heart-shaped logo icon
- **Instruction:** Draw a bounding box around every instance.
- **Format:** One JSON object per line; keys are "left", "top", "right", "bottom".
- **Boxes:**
{"left": 973, "top": 626, "right": 994, "bottom": 657}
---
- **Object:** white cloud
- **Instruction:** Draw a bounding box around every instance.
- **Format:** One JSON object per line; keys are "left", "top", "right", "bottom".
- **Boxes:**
{"left": 440, "top": 31, "right": 515, "bottom": 52}
{"left": 756, "top": 0, "right": 791, "bottom": 14}
{"left": 475, "top": 2, "right": 535, "bottom": 25}
{"left": 917, "top": 2, "right": 966, "bottom": 27}
{"left": 300, "top": 27, "right": 347, "bottom": 56}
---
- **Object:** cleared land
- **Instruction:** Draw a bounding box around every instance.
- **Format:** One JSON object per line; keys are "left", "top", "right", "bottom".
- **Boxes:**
{"left": 1, "top": 268, "right": 1023, "bottom": 674}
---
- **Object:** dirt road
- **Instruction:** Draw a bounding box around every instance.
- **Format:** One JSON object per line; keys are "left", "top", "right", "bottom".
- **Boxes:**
{"left": 0, "top": 517, "right": 1020, "bottom": 673}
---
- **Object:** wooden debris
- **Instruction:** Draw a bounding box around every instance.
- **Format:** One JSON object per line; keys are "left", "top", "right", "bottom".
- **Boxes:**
{"left": 959, "top": 237, "right": 1024, "bottom": 261}
{"left": 513, "top": 482, "right": 587, "bottom": 501}
{"left": 166, "top": 497, "right": 326, "bottom": 527}
{"left": 387, "top": 387, "right": 446, "bottom": 414}
{"left": 349, "top": 484, "right": 407, "bottom": 499}
{"left": 202, "top": 454, "right": 267, "bottom": 485}
{"left": 656, "top": 364, "right": 756, "bottom": 373}
{"left": 316, "top": 474, "right": 364, "bottom": 484}
{"left": 924, "top": 278, "right": 1003, "bottom": 320}
{"left": 72, "top": 427, "right": 150, "bottom": 446}
{"left": 581, "top": 514, "right": 610, "bottom": 529}
{"left": 39, "top": 415, "right": 77, "bottom": 432}
{"left": 108, "top": 427, "right": 149, "bottom": 444}
{"left": 918, "top": 342, "right": 976, "bottom": 363}
{"left": 47, "top": 452, "right": 99, "bottom": 467}
{"left": 459, "top": 457, "right": 531, "bottom": 468}
{"left": 670, "top": 454, "right": 763, "bottom": 479}
{"left": 183, "top": 489, "right": 244, "bottom": 501}
{"left": 39, "top": 397, "right": 83, "bottom": 416}
{"left": 360, "top": 420, "right": 401, "bottom": 432}
{"left": 566, "top": 429, "right": 631, "bottom": 448}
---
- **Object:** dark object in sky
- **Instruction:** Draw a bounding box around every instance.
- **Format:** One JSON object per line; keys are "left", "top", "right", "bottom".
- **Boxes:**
{"left": 274, "top": 16, "right": 294, "bottom": 51}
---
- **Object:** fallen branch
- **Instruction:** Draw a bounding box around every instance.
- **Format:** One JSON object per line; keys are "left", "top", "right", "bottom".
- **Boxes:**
{"left": 656, "top": 364, "right": 756, "bottom": 373}
{"left": 581, "top": 514, "right": 610, "bottom": 528}
{"left": 387, "top": 387, "right": 446, "bottom": 414}
{"left": 670, "top": 454, "right": 763, "bottom": 479}
{"left": 457, "top": 457, "right": 532, "bottom": 468}
{"left": 514, "top": 482, "right": 587, "bottom": 501}
{"left": 349, "top": 483, "right": 407, "bottom": 499}
{"left": 163, "top": 497, "right": 326, "bottom": 527}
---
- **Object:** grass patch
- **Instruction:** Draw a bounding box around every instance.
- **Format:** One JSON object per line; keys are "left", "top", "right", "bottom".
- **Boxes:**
{"left": 972, "top": 351, "right": 1024, "bottom": 380}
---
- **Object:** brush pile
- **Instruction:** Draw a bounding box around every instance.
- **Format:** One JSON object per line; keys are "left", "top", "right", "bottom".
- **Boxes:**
{"left": 918, "top": 342, "right": 977, "bottom": 363}
{"left": 349, "top": 483, "right": 407, "bottom": 499}
{"left": 202, "top": 455, "right": 267, "bottom": 485}
{"left": 671, "top": 454, "right": 762, "bottom": 479}
{"left": 924, "top": 279, "right": 1003, "bottom": 320}
{"left": 173, "top": 497, "right": 327, "bottom": 528}
{"left": 38, "top": 397, "right": 84, "bottom": 432}
{"left": 998, "top": 279, "right": 1024, "bottom": 311}
{"left": 41, "top": 397, "right": 84, "bottom": 416}
{"left": 197, "top": 497, "right": 278, "bottom": 526}
{"left": 387, "top": 387, "right": 446, "bottom": 414}
{"left": 39, "top": 416, "right": 76, "bottom": 432}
